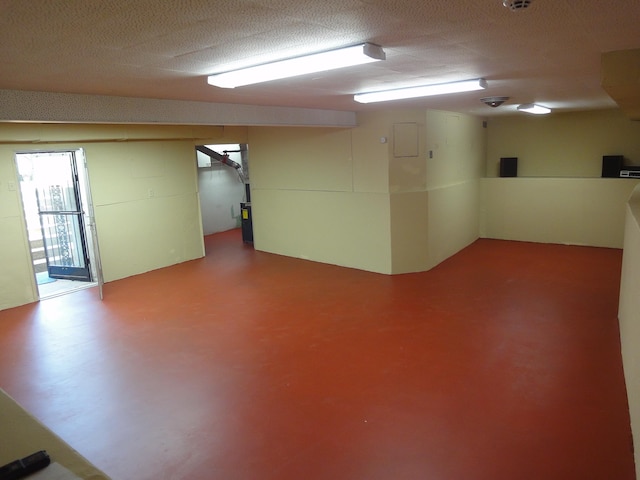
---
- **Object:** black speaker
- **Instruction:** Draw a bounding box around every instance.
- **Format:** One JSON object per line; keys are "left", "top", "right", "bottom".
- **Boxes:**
{"left": 602, "top": 155, "right": 623, "bottom": 178}
{"left": 499, "top": 157, "right": 518, "bottom": 177}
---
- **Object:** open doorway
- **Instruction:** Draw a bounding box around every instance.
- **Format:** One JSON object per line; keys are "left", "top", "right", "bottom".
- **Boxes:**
{"left": 195, "top": 143, "right": 251, "bottom": 240}
{"left": 16, "top": 149, "right": 101, "bottom": 299}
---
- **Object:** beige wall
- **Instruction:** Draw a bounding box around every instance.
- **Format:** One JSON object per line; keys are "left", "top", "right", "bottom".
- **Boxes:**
{"left": 0, "top": 124, "right": 246, "bottom": 310}
{"left": 481, "top": 177, "right": 640, "bottom": 248}
{"left": 1, "top": 112, "right": 482, "bottom": 308}
{"left": 482, "top": 109, "right": 640, "bottom": 248}
{"left": 247, "top": 125, "right": 393, "bottom": 274}
{"left": 388, "top": 110, "right": 484, "bottom": 273}
{"left": 248, "top": 109, "right": 484, "bottom": 275}
{"left": 389, "top": 191, "right": 429, "bottom": 273}
{"left": 424, "top": 110, "right": 484, "bottom": 270}
{"left": 86, "top": 140, "right": 205, "bottom": 282}
{"left": 486, "top": 109, "right": 640, "bottom": 178}
{"left": 0, "top": 149, "right": 36, "bottom": 310}
{"left": 3, "top": 108, "right": 634, "bottom": 310}
{"left": 252, "top": 188, "right": 392, "bottom": 273}
{"left": 619, "top": 184, "right": 640, "bottom": 480}
{"left": 386, "top": 110, "right": 429, "bottom": 273}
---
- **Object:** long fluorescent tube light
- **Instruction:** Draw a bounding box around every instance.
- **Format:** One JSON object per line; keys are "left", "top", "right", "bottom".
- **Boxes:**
{"left": 354, "top": 78, "right": 487, "bottom": 104}
{"left": 207, "top": 43, "right": 385, "bottom": 89}
{"left": 517, "top": 103, "right": 551, "bottom": 114}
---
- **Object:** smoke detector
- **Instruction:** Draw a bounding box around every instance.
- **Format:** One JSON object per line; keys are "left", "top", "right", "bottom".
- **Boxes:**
{"left": 503, "top": 0, "right": 532, "bottom": 11}
{"left": 481, "top": 96, "right": 510, "bottom": 107}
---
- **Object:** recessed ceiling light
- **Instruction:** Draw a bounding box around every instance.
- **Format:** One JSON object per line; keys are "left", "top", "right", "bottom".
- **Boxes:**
{"left": 207, "top": 43, "right": 385, "bottom": 89}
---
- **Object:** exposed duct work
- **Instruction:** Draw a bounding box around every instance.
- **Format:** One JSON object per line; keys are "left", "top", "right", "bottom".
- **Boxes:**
{"left": 196, "top": 145, "right": 241, "bottom": 169}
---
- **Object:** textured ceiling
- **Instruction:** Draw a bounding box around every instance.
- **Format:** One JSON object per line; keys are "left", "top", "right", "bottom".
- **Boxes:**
{"left": 0, "top": 0, "right": 638, "bottom": 116}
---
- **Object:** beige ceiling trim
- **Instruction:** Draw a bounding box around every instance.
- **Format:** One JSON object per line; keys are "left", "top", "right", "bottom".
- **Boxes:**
{"left": 601, "top": 49, "right": 640, "bottom": 121}
{"left": 0, "top": 90, "right": 357, "bottom": 127}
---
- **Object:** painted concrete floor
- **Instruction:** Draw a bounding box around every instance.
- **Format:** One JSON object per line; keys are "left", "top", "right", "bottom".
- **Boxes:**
{"left": 0, "top": 229, "right": 634, "bottom": 480}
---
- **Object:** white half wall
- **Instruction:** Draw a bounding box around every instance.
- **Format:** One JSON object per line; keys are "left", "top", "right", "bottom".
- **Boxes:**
{"left": 619, "top": 184, "right": 640, "bottom": 480}
{"left": 480, "top": 178, "right": 640, "bottom": 248}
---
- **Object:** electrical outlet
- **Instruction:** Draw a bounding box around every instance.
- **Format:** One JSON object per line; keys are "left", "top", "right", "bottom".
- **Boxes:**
{"left": 7, "top": 182, "right": 16, "bottom": 191}
{"left": 148, "top": 189, "right": 154, "bottom": 198}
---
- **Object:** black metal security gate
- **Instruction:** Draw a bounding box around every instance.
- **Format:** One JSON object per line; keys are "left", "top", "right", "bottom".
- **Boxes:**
{"left": 34, "top": 151, "right": 92, "bottom": 282}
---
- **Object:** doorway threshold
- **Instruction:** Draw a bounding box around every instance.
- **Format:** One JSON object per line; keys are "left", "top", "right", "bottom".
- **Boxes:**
{"left": 38, "top": 279, "right": 97, "bottom": 300}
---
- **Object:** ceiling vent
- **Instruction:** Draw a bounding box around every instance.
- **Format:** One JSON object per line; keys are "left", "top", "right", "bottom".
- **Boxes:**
{"left": 503, "top": 0, "right": 532, "bottom": 11}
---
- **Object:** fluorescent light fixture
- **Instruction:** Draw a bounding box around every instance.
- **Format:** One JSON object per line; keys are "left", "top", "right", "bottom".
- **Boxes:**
{"left": 517, "top": 103, "right": 551, "bottom": 114}
{"left": 207, "top": 43, "right": 385, "bottom": 89}
{"left": 354, "top": 78, "right": 487, "bottom": 104}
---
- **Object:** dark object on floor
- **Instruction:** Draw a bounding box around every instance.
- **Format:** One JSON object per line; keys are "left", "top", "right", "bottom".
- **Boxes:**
{"left": 0, "top": 450, "right": 50, "bottom": 480}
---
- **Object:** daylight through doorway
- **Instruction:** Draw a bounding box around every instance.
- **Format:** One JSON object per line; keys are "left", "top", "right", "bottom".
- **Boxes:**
{"left": 16, "top": 150, "right": 100, "bottom": 299}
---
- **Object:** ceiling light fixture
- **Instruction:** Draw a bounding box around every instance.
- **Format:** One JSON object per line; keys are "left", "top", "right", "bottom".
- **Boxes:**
{"left": 517, "top": 103, "right": 551, "bottom": 114}
{"left": 207, "top": 43, "right": 386, "bottom": 89}
{"left": 354, "top": 78, "right": 487, "bottom": 104}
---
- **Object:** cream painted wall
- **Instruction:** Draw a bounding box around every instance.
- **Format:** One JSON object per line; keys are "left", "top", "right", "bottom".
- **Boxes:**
{"left": 359, "top": 108, "right": 485, "bottom": 274}
{"left": 486, "top": 109, "right": 640, "bottom": 178}
{"left": 482, "top": 109, "right": 640, "bottom": 248}
{"left": 389, "top": 191, "right": 429, "bottom": 273}
{"left": 0, "top": 149, "right": 37, "bottom": 309}
{"left": 248, "top": 109, "right": 484, "bottom": 275}
{"left": 424, "top": 111, "right": 484, "bottom": 270}
{"left": 351, "top": 110, "right": 395, "bottom": 194}
{"left": 252, "top": 189, "right": 392, "bottom": 273}
{"left": 249, "top": 127, "right": 355, "bottom": 192}
{"left": 619, "top": 184, "right": 640, "bottom": 480}
{"left": 86, "top": 141, "right": 205, "bottom": 282}
{"left": 247, "top": 126, "right": 393, "bottom": 274}
{"left": 0, "top": 123, "right": 247, "bottom": 310}
{"left": 384, "top": 110, "right": 430, "bottom": 274}
{"left": 426, "top": 111, "right": 485, "bottom": 188}
{"left": 426, "top": 181, "right": 482, "bottom": 269}
{"left": 389, "top": 109, "right": 485, "bottom": 274}
{"left": 387, "top": 110, "right": 427, "bottom": 193}
{"left": 480, "top": 177, "right": 640, "bottom": 248}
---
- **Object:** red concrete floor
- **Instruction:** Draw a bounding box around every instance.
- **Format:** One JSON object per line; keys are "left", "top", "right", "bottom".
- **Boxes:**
{"left": 0, "top": 230, "right": 635, "bottom": 480}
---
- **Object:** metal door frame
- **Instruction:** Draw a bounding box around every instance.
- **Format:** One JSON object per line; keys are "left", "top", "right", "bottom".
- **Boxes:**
{"left": 15, "top": 148, "right": 104, "bottom": 299}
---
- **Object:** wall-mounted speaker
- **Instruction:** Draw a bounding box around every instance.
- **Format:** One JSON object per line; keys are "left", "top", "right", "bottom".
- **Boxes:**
{"left": 499, "top": 157, "right": 518, "bottom": 177}
{"left": 602, "top": 155, "right": 623, "bottom": 178}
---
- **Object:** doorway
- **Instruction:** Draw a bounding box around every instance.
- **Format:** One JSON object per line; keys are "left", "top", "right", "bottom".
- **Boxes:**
{"left": 195, "top": 143, "right": 249, "bottom": 236}
{"left": 16, "top": 149, "right": 100, "bottom": 299}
